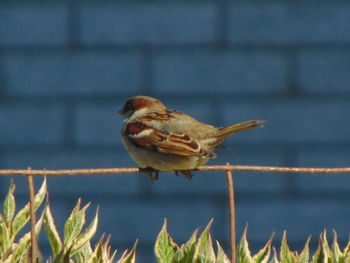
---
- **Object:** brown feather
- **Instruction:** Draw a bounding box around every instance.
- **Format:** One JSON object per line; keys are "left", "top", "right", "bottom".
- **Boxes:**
{"left": 216, "top": 120, "right": 264, "bottom": 143}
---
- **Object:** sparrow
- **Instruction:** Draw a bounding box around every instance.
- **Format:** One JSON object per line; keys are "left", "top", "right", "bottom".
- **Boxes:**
{"left": 119, "top": 96, "right": 264, "bottom": 180}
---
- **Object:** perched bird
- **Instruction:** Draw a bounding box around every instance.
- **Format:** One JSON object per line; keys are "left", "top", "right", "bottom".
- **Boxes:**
{"left": 119, "top": 96, "right": 264, "bottom": 180}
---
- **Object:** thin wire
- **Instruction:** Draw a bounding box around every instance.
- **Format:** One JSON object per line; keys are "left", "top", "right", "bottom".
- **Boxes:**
{"left": 0, "top": 165, "right": 350, "bottom": 176}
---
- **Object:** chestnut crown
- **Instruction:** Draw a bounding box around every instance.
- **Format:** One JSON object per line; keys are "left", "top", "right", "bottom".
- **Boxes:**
{"left": 119, "top": 96, "right": 166, "bottom": 118}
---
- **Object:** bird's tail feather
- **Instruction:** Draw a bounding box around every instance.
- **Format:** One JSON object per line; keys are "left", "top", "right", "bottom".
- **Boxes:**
{"left": 217, "top": 120, "right": 264, "bottom": 142}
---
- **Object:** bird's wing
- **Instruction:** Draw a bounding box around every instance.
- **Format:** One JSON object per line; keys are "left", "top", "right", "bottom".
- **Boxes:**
{"left": 124, "top": 120, "right": 215, "bottom": 158}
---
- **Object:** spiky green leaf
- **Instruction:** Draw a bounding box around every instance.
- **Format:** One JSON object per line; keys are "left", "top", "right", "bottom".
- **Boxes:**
{"left": 155, "top": 219, "right": 178, "bottom": 263}
{"left": 63, "top": 199, "right": 90, "bottom": 249}
{"left": 194, "top": 219, "right": 215, "bottom": 263}
{"left": 216, "top": 241, "right": 231, "bottom": 263}
{"left": 331, "top": 230, "right": 342, "bottom": 260}
{"left": 311, "top": 236, "right": 328, "bottom": 263}
{"left": 321, "top": 231, "right": 331, "bottom": 262}
{"left": 172, "top": 228, "right": 198, "bottom": 263}
{"left": 12, "top": 178, "right": 47, "bottom": 236}
{"left": 0, "top": 220, "right": 11, "bottom": 254}
{"left": 117, "top": 239, "right": 138, "bottom": 263}
{"left": 298, "top": 237, "right": 311, "bottom": 263}
{"left": 270, "top": 247, "right": 279, "bottom": 263}
{"left": 70, "top": 207, "right": 99, "bottom": 256}
{"left": 75, "top": 241, "right": 93, "bottom": 262}
{"left": 3, "top": 180, "right": 15, "bottom": 224}
{"left": 238, "top": 226, "right": 253, "bottom": 263}
{"left": 343, "top": 237, "right": 350, "bottom": 263}
{"left": 253, "top": 233, "right": 274, "bottom": 263}
{"left": 280, "top": 231, "right": 296, "bottom": 263}
{"left": 195, "top": 235, "right": 215, "bottom": 263}
{"left": 12, "top": 210, "right": 44, "bottom": 262}
{"left": 44, "top": 203, "right": 62, "bottom": 256}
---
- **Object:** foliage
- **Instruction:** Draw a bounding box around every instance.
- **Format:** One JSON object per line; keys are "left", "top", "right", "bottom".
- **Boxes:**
{"left": 1, "top": 179, "right": 350, "bottom": 263}
{"left": 154, "top": 219, "right": 350, "bottom": 263}
{"left": 155, "top": 218, "right": 230, "bottom": 263}
{"left": 0, "top": 179, "right": 136, "bottom": 263}
{"left": 0, "top": 179, "right": 46, "bottom": 263}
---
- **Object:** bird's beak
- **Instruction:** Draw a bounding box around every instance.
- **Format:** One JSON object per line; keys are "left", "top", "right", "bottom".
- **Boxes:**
{"left": 118, "top": 109, "right": 124, "bottom": 115}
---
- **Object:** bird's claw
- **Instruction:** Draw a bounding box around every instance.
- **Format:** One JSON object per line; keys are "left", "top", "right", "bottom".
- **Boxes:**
{"left": 140, "top": 167, "right": 159, "bottom": 182}
{"left": 174, "top": 170, "right": 193, "bottom": 180}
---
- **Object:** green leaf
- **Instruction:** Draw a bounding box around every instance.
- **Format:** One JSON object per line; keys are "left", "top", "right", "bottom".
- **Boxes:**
{"left": 343, "top": 235, "right": 350, "bottom": 257}
{"left": 75, "top": 241, "right": 93, "bottom": 262}
{"left": 3, "top": 180, "right": 16, "bottom": 225}
{"left": 253, "top": 232, "right": 274, "bottom": 263}
{"left": 172, "top": 228, "right": 198, "bottom": 263}
{"left": 155, "top": 219, "right": 178, "bottom": 263}
{"left": 63, "top": 199, "right": 90, "bottom": 250}
{"left": 216, "top": 241, "right": 231, "bottom": 263}
{"left": 332, "top": 230, "right": 342, "bottom": 259}
{"left": 118, "top": 239, "right": 138, "bottom": 263}
{"left": 194, "top": 218, "right": 215, "bottom": 263}
{"left": 238, "top": 225, "right": 253, "bottom": 263}
{"left": 311, "top": 235, "right": 328, "bottom": 263}
{"left": 12, "top": 210, "right": 44, "bottom": 263}
{"left": 298, "top": 236, "right": 311, "bottom": 263}
{"left": 92, "top": 234, "right": 105, "bottom": 261}
{"left": 195, "top": 235, "right": 215, "bottom": 263}
{"left": 12, "top": 178, "right": 47, "bottom": 236}
{"left": 280, "top": 231, "right": 296, "bottom": 263}
{"left": 44, "top": 203, "right": 62, "bottom": 256}
{"left": 95, "top": 235, "right": 118, "bottom": 263}
{"left": 0, "top": 220, "right": 11, "bottom": 255}
{"left": 70, "top": 207, "right": 99, "bottom": 256}
{"left": 321, "top": 231, "right": 331, "bottom": 261}
{"left": 270, "top": 247, "right": 279, "bottom": 263}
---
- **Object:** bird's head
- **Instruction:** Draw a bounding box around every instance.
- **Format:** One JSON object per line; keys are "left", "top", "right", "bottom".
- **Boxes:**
{"left": 119, "top": 96, "right": 166, "bottom": 119}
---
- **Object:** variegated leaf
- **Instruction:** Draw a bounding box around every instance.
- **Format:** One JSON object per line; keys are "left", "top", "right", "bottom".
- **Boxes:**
{"left": 172, "top": 228, "right": 198, "bottom": 263}
{"left": 155, "top": 219, "right": 178, "bottom": 263}
{"left": 12, "top": 178, "right": 47, "bottom": 236}
{"left": 70, "top": 207, "right": 99, "bottom": 256}
{"left": 216, "top": 241, "right": 231, "bottom": 263}
{"left": 44, "top": 203, "right": 62, "bottom": 256}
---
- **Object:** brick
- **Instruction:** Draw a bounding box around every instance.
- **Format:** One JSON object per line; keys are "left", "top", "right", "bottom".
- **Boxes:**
{"left": 0, "top": 2, "right": 68, "bottom": 46}
{"left": 153, "top": 50, "right": 288, "bottom": 95}
{"left": 75, "top": 102, "right": 124, "bottom": 145}
{"left": 297, "top": 50, "right": 350, "bottom": 94}
{"left": 80, "top": 2, "right": 216, "bottom": 44}
{"left": 229, "top": 2, "right": 350, "bottom": 44}
{"left": 4, "top": 51, "right": 142, "bottom": 96}
{"left": 3, "top": 149, "right": 139, "bottom": 196}
{"left": 222, "top": 100, "right": 350, "bottom": 143}
{"left": 0, "top": 103, "right": 65, "bottom": 144}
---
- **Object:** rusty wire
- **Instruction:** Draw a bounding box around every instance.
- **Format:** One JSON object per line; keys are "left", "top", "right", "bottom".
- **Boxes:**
{"left": 0, "top": 165, "right": 350, "bottom": 176}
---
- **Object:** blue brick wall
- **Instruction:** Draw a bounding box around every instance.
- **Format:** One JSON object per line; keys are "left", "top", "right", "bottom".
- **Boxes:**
{"left": 1, "top": 0, "right": 350, "bottom": 262}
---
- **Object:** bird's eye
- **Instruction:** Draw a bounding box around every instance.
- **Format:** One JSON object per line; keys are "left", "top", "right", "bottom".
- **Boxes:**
{"left": 124, "top": 102, "right": 133, "bottom": 112}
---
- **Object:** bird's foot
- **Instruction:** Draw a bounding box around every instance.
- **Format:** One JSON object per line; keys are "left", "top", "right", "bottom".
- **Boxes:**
{"left": 140, "top": 167, "right": 159, "bottom": 182}
{"left": 174, "top": 170, "right": 193, "bottom": 180}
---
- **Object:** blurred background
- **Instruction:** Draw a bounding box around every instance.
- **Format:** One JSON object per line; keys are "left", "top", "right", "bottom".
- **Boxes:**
{"left": 1, "top": 0, "right": 350, "bottom": 261}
